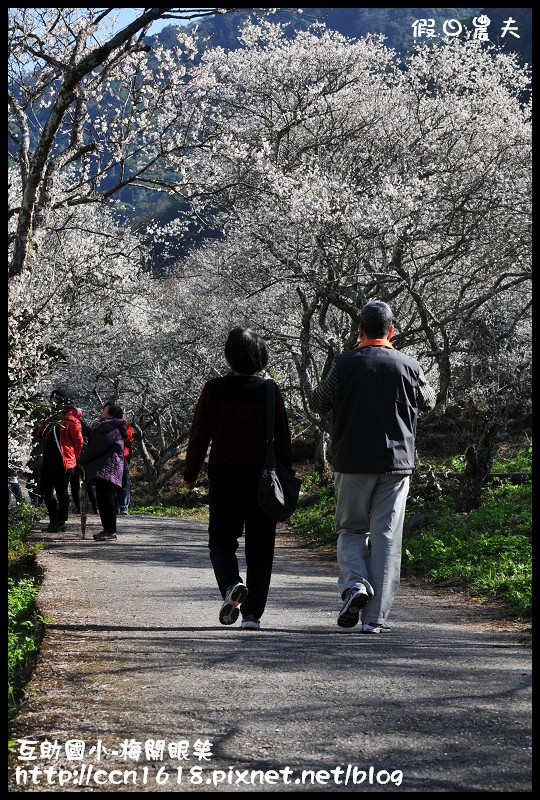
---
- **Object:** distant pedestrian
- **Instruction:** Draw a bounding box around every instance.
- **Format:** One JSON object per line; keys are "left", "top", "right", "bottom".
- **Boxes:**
{"left": 67, "top": 408, "right": 100, "bottom": 515}
{"left": 79, "top": 414, "right": 99, "bottom": 515}
{"left": 35, "top": 389, "right": 84, "bottom": 533}
{"left": 78, "top": 402, "right": 129, "bottom": 542}
{"left": 116, "top": 420, "right": 133, "bottom": 515}
{"left": 67, "top": 408, "right": 84, "bottom": 513}
{"left": 309, "top": 300, "right": 437, "bottom": 633}
{"left": 8, "top": 470, "right": 23, "bottom": 507}
{"left": 182, "top": 326, "right": 293, "bottom": 631}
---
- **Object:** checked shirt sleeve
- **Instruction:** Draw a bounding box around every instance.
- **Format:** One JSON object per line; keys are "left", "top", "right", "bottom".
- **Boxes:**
{"left": 309, "top": 361, "right": 338, "bottom": 415}
{"left": 417, "top": 366, "right": 437, "bottom": 412}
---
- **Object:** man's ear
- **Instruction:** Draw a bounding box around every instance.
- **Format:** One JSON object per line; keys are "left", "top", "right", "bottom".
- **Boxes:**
{"left": 387, "top": 323, "right": 394, "bottom": 340}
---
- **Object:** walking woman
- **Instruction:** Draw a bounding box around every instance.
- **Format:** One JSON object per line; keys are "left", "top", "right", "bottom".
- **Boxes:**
{"left": 182, "top": 327, "right": 293, "bottom": 630}
{"left": 78, "top": 402, "right": 128, "bottom": 542}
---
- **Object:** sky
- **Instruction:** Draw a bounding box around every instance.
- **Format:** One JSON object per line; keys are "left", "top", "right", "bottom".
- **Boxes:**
{"left": 112, "top": 8, "right": 194, "bottom": 35}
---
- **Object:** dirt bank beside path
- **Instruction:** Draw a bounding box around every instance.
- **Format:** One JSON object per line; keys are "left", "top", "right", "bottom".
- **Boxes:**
{"left": 8, "top": 515, "right": 532, "bottom": 793}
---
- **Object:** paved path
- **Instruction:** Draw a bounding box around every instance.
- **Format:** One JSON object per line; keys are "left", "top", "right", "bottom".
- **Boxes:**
{"left": 8, "top": 515, "right": 532, "bottom": 793}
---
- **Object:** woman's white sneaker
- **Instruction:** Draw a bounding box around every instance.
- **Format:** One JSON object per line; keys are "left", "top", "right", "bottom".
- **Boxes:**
{"left": 241, "top": 615, "right": 260, "bottom": 630}
{"left": 219, "top": 582, "right": 248, "bottom": 625}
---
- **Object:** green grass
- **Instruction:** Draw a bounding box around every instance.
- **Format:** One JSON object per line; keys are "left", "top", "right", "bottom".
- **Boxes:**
{"left": 8, "top": 501, "right": 49, "bottom": 733}
{"left": 8, "top": 577, "right": 49, "bottom": 725}
{"left": 8, "top": 501, "right": 43, "bottom": 575}
{"left": 8, "top": 445, "right": 532, "bottom": 735}
{"left": 402, "top": 481, "right": 531, "bottom": 616}
{"left": 290, "top": 447, "right": 532, "bottom": 618}
{"left": 130, "top": 501, "right": 207, "bottom": 520}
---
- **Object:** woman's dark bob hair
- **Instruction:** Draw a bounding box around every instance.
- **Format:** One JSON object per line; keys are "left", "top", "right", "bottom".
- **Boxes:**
{"left": 224, "top": 327, "right": 269, "bottom": 375}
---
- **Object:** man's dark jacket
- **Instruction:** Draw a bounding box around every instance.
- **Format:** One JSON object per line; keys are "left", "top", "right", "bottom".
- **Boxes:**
{"left": 331, "top": 346, "right": 431, "bottom": 474}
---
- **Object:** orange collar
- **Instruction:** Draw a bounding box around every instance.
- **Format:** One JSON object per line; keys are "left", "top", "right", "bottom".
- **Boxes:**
{"left": 359, "top": 338, "right": 394, "bottom": 348}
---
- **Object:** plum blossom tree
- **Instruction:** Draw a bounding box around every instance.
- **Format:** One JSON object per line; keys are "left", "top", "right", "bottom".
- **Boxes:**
{"left": 8, "top": 179, "right": 150, "bottom": 469}
{"left": 50, "top": 271, "right": 230, "bottom": 494}
{"left": 158, "top": 20, "right": 531, "bottom": 487}
{"left": 8, "top": 13, "right": 531, "bottom": 503}
{"left": 8, "top": 7, "right": 283, "bottom": 274}
{"left": 7, "top": 7, "right": 279, "bottom": 472}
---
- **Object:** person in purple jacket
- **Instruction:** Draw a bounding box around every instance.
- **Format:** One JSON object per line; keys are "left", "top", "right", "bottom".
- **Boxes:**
{"left": 77, "top": 402, "right": 128, "bottom": 542}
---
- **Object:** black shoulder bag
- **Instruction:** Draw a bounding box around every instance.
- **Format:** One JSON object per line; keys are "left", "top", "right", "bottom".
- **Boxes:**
{"left": 257, "top": 379, "right": 302, "bottom": 522}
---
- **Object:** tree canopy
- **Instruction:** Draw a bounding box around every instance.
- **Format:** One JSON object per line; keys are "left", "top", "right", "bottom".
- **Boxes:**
{"left": 8, "top": 9, "right": 531, "bottom": 491}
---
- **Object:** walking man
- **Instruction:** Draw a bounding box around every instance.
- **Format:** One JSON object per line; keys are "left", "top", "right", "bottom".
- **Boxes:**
{"left": 309, "top": 300, "right": 437, "bottom": 633}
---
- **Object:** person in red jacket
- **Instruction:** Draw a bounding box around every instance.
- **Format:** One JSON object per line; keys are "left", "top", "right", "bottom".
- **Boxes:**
{"left": 116, "top": 420, "right": 133, "bottom": 515}
{"left": 67, "top": 408, "right": 99, "bottom": 515}
{"left": 35, "top": 388, "right": 84, "bottom": 533}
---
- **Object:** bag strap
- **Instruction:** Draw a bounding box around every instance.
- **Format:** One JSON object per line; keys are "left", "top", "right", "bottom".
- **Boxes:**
{"left": 52, "top": 425, "right": 62, "bottom": 455}
{"left": 264, "top": 378, "right": 277, "bottom": 469}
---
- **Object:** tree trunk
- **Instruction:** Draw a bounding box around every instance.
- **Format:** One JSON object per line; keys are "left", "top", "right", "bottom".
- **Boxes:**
{"left": 456, "top": 400, "right": 518, "bottom": 512}
{"left": 313, "top": 430, "right": 333, "bottom": 479}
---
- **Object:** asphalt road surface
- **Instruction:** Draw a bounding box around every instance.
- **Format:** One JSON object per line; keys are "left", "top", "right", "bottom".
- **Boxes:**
{"left": 8, "top": 514, "right": 532, "bottom": 793}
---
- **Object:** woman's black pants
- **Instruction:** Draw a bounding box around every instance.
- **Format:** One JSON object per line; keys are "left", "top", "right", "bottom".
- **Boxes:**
{"left": 92, "top": 478, "right": 118, "bottom": 533}
{"left": 208, "top": 466, "right": 276, "bottom": 621}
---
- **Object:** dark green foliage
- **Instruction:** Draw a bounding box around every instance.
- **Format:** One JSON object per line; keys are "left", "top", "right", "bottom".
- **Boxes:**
{"left": 403, "top": 482, "right": 531, "bottom": 617}
{"left": 8, "top": 578, "right": 49, "bottom": 727}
